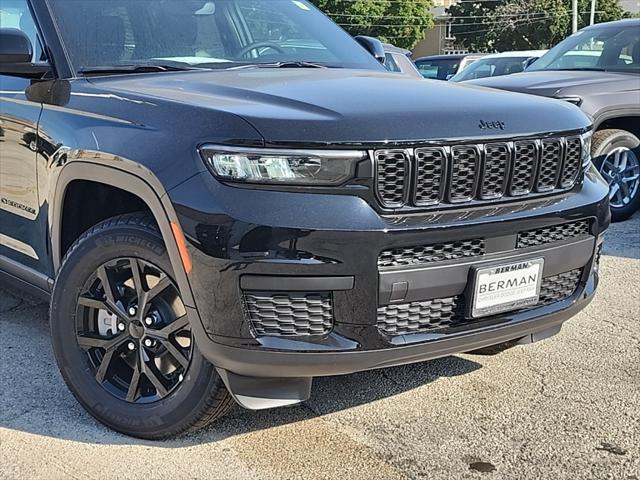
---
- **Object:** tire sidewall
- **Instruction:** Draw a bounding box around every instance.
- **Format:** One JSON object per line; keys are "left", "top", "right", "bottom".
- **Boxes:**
{"left": 51, "top": 220, "right": 221, "bottom": 438}
{"left": 592, "top": 130, "right": 640, "bottom": 221}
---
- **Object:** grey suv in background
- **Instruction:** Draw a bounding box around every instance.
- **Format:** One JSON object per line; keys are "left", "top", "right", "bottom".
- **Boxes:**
{"left": 470, "top": 19, "right": 640, "bottom": 221}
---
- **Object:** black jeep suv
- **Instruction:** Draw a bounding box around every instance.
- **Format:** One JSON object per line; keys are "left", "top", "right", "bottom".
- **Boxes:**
{"left": 0, "top": 0, "right": 609, "bottom": 439}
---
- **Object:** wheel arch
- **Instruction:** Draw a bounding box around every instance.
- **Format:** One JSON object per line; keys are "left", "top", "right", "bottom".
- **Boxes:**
{"left": 592, "top": 110, "right": 640, "bottom": 140}
{"left": 50, "top": 158, "right": 196, "bottom": 308}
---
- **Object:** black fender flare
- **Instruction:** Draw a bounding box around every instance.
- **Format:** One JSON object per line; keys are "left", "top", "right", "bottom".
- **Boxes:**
{"left": 49, "top": 154, "right": 196, "bottom": 309}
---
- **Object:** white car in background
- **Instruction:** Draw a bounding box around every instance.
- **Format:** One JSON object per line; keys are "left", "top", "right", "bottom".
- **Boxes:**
{"left": 450, "top": 50, "right": 548, "bottom": 82}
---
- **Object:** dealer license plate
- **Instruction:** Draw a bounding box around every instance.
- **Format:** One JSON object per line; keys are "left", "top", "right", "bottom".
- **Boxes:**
{"left": 470, "top": 258, "right": 544, "bottom": 318}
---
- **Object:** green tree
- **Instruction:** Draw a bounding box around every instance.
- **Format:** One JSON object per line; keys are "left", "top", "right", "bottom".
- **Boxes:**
{"left": 448, "top": 0, "right": 626, "bottom": 52}
{"left": 311, "top": 0, "right": 434, "bottom": 49}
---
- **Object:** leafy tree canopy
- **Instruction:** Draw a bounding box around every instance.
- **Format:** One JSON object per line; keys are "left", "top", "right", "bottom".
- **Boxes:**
{"left": 311, "top": 0, "right": 435, "bottom": 49}
{"left": 447, "top": 0, "right": 626, "bottom": 52}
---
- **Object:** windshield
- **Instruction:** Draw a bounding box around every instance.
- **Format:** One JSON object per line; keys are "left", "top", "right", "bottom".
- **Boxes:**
{"left": 528, "top": 24, "right": 640, "bottom": 74}
{"left": 450, "top": 56, "right": 532, "bottom": 82}
{"left": 46, "top": 0, "right": 382, "bottom": 74}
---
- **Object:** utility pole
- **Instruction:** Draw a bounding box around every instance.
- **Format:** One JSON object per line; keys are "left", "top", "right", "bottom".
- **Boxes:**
{"left": 590, "top": 0, "right": 597, "bottom": 25}
{"left": 572, "top": 0, "right": 578, "bottom": 33}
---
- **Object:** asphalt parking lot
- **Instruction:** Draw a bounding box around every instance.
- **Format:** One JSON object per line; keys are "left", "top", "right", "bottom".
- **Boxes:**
{"left": 1, "top": 213, "right": 638, "bottom": 480}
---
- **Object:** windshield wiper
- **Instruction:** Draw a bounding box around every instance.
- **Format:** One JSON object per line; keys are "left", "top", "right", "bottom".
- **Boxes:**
{"left": 226, "top": 61, "right": 330, "bottom": 70}
{"left": 546, "top": 67, "right": 606, "bottom": 72}
{"left": 78, "top": 64, "right": 201, "bottom": 76}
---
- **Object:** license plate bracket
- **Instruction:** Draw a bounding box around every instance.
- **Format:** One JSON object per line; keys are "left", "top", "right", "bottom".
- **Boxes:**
{"left": 469, "top": 258, "right": 544, "bottom": 318}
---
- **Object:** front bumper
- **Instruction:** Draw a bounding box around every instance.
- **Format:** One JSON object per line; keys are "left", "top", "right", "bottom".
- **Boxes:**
{"left": 169, "top": 166, "right": 609, "bottom": 379}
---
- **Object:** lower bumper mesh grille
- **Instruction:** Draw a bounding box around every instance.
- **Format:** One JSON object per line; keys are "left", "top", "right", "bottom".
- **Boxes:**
{"left": 244, "top": 292, "right": 333, "bottom": 336}
{"left": 377, "top": 268, "right": 583, "bottom": 336}
{"left": 378, "top": 238, "right": 485, "bottom": 269}
{"left": 517, "top": 220, "right": 590, "bottom": 249}
{"left": 538, "top": 268, "right": 583, "bottom": 305}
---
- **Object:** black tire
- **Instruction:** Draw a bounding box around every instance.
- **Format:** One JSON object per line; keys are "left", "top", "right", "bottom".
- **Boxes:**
{"left": 592, "top": 129, "right": 640, "bottom": 222}
{"left": 50, "top": 213, "right": 233, "bottom": 439}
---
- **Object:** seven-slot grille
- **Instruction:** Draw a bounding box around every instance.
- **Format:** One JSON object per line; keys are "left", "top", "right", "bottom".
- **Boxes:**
{"left": 244, "top": 292, "right": 333, "bottom": 336}
{"left": 374, "top": 135, "right": 583, "bottom": 209}
{"left": 377, "top": 269, "right": 583, "bottom": 336}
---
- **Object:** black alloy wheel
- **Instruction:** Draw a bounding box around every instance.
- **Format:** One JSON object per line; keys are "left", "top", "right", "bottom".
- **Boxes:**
{"left": 51, "top": 213, "right": 233, "bottom": 439}
{"left": 76, "top": 257, "right": 192, "bottom": 403}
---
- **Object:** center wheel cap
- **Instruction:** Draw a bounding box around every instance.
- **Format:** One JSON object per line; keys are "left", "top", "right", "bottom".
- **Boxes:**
{"left": 129, "top": 321, "right": 145, "bottom": 339}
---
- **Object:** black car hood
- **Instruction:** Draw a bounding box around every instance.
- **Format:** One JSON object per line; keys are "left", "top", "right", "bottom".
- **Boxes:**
{"left": 91, "top": 68, "right": 590, "bottom": 145}
{"left": 467, "top": 70, "right": 640, "bottom": 98}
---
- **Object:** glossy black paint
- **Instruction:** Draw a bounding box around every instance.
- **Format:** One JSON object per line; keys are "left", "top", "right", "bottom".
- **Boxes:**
{"left": 0, "top": 0, "right": 610, "bottom": 385}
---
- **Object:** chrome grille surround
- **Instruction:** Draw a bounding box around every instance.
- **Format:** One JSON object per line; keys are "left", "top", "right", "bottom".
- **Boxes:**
{"left": 372, "top": 134, "right": 583, "bottom": 210}
{"left": 244, "top": 292, "right": 333, "bottom": 336}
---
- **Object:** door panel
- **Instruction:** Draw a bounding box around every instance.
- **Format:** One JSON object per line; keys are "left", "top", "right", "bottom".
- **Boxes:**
{"left": 0, "top": 0, "right": 47, "bottom": 274}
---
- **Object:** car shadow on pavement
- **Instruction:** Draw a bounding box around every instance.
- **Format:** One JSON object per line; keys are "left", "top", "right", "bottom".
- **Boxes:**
{"left": 0, "top": 284, "right": 482, "bottom": 448}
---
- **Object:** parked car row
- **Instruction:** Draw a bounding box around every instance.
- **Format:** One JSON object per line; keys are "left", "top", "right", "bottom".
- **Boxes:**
{"left": 382, "top": 19, "right": 639, "bottom": 221}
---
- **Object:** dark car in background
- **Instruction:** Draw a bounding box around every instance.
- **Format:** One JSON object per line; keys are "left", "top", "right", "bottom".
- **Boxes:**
{"left": 414, "top": 53, "right": 485, "bottom": 80}
{"left": 470, "top": 19, "right": 640, "bottom": 221}
{"left": 450, "top": 50, "right": 548, "bottom": 82}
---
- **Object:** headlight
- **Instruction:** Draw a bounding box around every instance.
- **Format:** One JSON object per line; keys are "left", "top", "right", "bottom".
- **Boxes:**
{"left": 580, "top": 131, "right": 592, "bottom": 168}
{"left": 200, "top": 146, "right": 366, "bottom": 186}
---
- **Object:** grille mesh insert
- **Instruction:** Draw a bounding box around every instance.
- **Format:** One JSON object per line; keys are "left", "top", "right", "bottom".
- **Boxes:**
{"left": 517, "top": 220, "right": 590, "bottom": 249}
{"left": 449, "top": 146, "right": 479, "bottom": 201}
{"left": 378, "top": 239, "right": 485, "bottom": 269}
{"left": 561, "top": 137, "right": 582, "bottom": 188}
{"left": 538, "top": 269, "right": 583, "bottom": 305}
{"left": 537, "top": 139, "right": 562, "bottom": 191}
{"left": 510, "top": 141, "right": 537, "bottom": 195}
{"left": 377, "top": 269, "right": 583, "bottom": 336}
{"left": 244, "top": 292, "right": 333, "bottom": 336}
{"left": 481, "top": 143, "right": 510, "bottom": 199}
{"left": 375, "top": 150, "right": 408, "bottom": 207}
{"left": 414, "top": 148, "right": 445, "bottom": 206}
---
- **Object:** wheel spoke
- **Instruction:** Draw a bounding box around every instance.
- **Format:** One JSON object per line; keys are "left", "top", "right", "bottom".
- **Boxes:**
{"left": 78, "top": 295, "right": 109, "bottom": 311}
{"left": 149, "top": 314, "right": 189, "bottom": 340}
{"left": 160, "top": 339, "right": 189, "bottom": 369}
{"left": 140, "top": 357, "right": 168, "bottom": 397}
{"left": 97, "top": 266, "right": 117, "bottom": 304}
{"left": 619, "top": 181, "right": 630, "bottom": 200}
{"left": 126, "top": 363, "right": 141, "bottom": 402}
{"left": 77, "top": 332, "right": 126, "bottom": 351}
{"left": 128, "top": 258, "right": 145, "bottom": 311}
{"left": 95, "top": 349, "right": 116, "bottom": 383}
{"left": 609, "top": 183, "right": 620, "bottom": 200}
{"left": 146, "top": 275, "right": 171, "bottom": 303}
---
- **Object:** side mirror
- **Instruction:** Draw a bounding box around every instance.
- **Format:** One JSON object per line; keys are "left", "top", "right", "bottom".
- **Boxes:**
{"left": 0, "top": 28, "right": 51, "bottom": 79}
{"left": 0, "top": 28, "right": 33, "bottom": 63}
{"left": 354, "top": 36, "right": 386, "bottom": 64}
{"left": 523, "top": 57, "right": 538, "bottom": 69}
